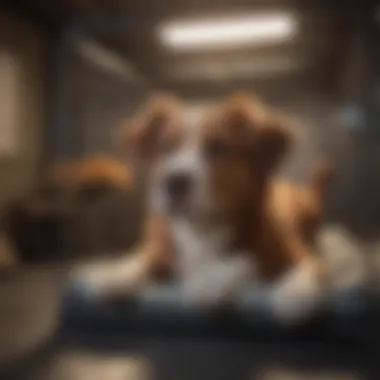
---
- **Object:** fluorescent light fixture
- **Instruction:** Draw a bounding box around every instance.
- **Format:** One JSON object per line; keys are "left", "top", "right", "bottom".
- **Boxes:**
{"left": 158, "top": 13, "right": 297, "bottom": 51}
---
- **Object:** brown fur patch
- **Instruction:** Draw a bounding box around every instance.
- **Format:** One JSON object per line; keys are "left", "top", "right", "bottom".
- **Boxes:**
{"left": 119, "top": 94, "right": 184, "bottom": 160}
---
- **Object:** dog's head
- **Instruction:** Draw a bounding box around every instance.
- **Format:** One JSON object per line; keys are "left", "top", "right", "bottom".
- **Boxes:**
{"left": 121, "top": 93, "right": 295, "bottom": 220}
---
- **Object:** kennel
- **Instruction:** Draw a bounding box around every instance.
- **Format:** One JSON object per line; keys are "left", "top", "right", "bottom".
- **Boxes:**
{"left": 53, "top": 5, "right": 380, "bottom": 379}
{"left": 2, "top": 1, "right": 380, "bottom": 379}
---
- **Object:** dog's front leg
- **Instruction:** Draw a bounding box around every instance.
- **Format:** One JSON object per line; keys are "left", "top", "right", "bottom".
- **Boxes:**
{"left": 261, "top": 221, "right": 328, "bottom": 325}
{"left": 73, "top": 248, "right": 157, "bottom": 299}
{"left": 73, "top": 215, "right": 173, "bottom": 300}
{"left": 269, "top": 257, "right": 326, "bottom": 325}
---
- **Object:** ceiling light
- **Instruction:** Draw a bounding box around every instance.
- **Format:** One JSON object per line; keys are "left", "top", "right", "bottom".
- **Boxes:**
{"left": 158, "top": 13, "right": 297, "bottom": 51}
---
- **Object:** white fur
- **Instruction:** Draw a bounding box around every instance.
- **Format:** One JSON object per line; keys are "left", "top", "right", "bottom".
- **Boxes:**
{"left": 150, "top": 127, "right": 209, "bottom": 217}
{"left": 317, "top": 225, "right": 371, "bottom": 289}
{"left": 182, "top": 254, "right": 254, "bottom": 307}
{"left": 268, "top": 223, "right": 379, "bottom": 325}
{"left": 171, "top": 219, "right": 230, "bottom": 275}
{"left": 72, "top": 254, "right": 149, "bottom": 298}
{"left": 269, "top": 260, "right": 324, "bottom": 325}
{"left": 170, "top": 219, "right": 253, "bottom": 307}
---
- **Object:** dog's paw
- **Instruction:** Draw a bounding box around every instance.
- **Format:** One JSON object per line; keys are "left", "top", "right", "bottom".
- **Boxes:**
{"left": 72, "top": 257, "right": 146, "bottom": 301}
{"left": 270, "top": 263, "right": 325, "bottom": 325}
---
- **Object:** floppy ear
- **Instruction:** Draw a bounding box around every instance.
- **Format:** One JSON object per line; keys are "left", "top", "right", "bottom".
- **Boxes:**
{"left": 118, "top": 94, "right": 182, "bottom": 159}
{"left": 217, "top": 93, "right": 296, "bottom": 171}
{"left": 255, "top": 111, "right": 296, "bottom": 173}
{"left": 219, "top": 93, "right": 266, "bottom": 133}
{"left": 213, "top": 93, "right": 267, "bottom": 149}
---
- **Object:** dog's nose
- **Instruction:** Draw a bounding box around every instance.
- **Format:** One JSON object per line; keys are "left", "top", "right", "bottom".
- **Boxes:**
{"left": 165, "top": 172, "right": 193, "bottom": 198}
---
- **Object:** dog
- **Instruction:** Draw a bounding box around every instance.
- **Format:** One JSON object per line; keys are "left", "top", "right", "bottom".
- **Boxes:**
{"left": 77, "top": 94, "right": 334, "bottom": 324}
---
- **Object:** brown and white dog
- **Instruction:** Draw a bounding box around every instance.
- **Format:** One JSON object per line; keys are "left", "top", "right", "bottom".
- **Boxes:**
{"left": 77, "top": 93, "right": 334, "bottom": 324}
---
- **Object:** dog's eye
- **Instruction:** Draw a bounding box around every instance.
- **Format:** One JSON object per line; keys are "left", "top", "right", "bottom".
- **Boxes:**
{"left": 203, "top": 138, "right": 229, "bottom": 161}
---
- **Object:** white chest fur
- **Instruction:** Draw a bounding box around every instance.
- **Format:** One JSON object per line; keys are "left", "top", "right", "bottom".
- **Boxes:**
{"left": 170, "top": 219, "right": 230, "bottom": 275}
{"left": 169, "top": 218, "right": 253, "bottom": 307}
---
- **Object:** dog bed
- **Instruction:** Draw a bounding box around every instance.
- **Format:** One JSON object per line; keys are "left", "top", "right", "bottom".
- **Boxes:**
{"left": 30, "top": 273, "right": 375, "bottom": 380}
{"left": 59, "top": 279, "right": 379, "bottom": 341}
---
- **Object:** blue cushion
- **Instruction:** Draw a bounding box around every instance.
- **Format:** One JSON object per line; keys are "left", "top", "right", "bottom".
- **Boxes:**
{"left": 58, "top": 280, "right": 380, "bottom": 344}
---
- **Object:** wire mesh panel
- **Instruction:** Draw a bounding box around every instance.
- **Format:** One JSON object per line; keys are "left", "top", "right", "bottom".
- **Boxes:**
{"left": 2, "top": 28, "right": 152, "bottom": 261}
{"left": 69, "top": 37, "right": 148, "bottom": 158}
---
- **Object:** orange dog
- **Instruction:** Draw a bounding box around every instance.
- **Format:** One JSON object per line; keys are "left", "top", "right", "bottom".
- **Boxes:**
{"left": 79, "top": 94, "right": 334, "bottom": 324}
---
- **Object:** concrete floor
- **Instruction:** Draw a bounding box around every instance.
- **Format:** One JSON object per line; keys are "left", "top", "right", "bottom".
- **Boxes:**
{"left": 0, "top": 260, "right": 152, "bottom": 380}
{"left": 0, "top": 263, "right": 69, "bottom": 366}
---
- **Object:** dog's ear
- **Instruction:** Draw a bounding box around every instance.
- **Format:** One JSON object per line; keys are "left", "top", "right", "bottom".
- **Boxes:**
{"left": 220, "top": 94, "right": 297, "bottom": 173}
{"left": 118, "top": 94, "right": 182, "bottom": 159}
{"left": 218, "top": 93, "right": 266, "bottom": 137}
{"left": 255, "top": 111, "right": 297, "bottom": 173}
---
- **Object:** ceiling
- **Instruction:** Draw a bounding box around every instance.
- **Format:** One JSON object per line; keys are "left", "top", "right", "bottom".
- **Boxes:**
{"left": 24, "top": 0, "right": 360, "bottom": 99}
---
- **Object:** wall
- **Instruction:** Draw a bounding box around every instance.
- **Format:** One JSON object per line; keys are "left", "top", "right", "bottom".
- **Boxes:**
{"left": 0, "top": 11, "right": 47, "bottom": 210}
{"left": 325, "top": 25, "right": 380, "bottom": 238}
{"left": 68, "top": 44, "right": 149, "bottom": 158}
